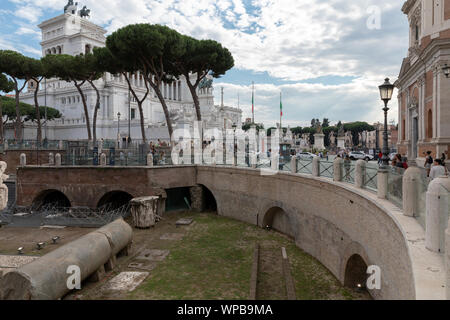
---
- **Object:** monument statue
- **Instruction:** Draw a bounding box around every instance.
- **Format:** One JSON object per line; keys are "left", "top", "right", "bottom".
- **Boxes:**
{"left": 79, "top": 6, "right": 91, "bottom": 18}
{"left": 329, "top": 131, "right": 336, "bottom": 146}
{"left": 0, "top": 161, "right": 9, "bottom": 210}
{"left": 199, "top": 77, "right": 213, "bottom": 89}
{"left": 64, "top": 0, "right": 78, "bottom": 14}
{"left": 316, "top": 124, "right": 323, "bottom": 134}
{"left": 338, "top": 126, "right": 345, "bottom": 137}
{"left": 345, "top": 131, "right": 353, "bottom": 147}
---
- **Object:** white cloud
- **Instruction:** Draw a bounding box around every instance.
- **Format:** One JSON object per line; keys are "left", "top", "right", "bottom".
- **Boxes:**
{"left": 3, "top": 0, "right": 407, "bottom": 126}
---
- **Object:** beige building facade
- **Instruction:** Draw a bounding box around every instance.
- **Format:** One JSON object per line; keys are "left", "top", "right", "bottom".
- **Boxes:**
{"left": 396, "top": 0, "right": 450, "bottom": 164}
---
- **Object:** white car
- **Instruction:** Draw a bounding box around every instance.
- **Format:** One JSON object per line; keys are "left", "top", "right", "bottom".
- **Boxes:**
{"left": 349, "top": 151, "right": 374, "bottom": 161}
{"left": 297, "top": 152, "right": 318, "bottom": 160}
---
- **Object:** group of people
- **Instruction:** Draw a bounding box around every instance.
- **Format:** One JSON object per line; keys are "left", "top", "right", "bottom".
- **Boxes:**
{"left": 425, "top": 151, "right": 447, "bottom": 180}
{"left": 391, "top": 154, "right": 408, "bottom": 170}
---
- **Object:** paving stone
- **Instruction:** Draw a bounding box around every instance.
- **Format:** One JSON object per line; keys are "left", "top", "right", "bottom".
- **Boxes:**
{"left": 128, "top": 262, "right": 157, "bottom": 272}
{"left": 176, "top": 218, "right": 193, "bottom": 226}
{"left": 160, "top": 233, "right": 184, "bottom": 241}
{"left": 135, "top": 249, "right": 169, "bottom": 262}
{"left": 101, "top": 271, "right": 149, "bottom": 292}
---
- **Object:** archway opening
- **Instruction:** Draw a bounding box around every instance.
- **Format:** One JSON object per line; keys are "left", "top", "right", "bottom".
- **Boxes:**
{"left": 97, "top": 191, "right": 133, "bottom": 210}
{"left": 344, "top": 254, "right": 368, "bottom": 290}
{"left": 165, "top": 187, "right": 191, "bottom": 212}
{"left": 262, "top": 206, "right": 294, "bottom": 238}
{"left": 200, "top": 185, "right": 217, "bottom": 213}
{"left": 33, "top": 190, "right": 71, "bottom": 209}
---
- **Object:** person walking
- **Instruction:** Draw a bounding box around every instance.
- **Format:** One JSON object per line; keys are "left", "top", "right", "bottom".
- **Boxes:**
{"left": 425, "top": 151, "right": 433, "bottom": 177}
{"left": 429, "top": 159, "right": 447, "bottom": 180}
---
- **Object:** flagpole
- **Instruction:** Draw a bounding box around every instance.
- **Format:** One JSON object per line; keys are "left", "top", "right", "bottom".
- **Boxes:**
{"left": 252, "top": 81, "right": 255, "bottom": 124}
{"left": 280, "top": 92, "right": 282, "bottom": 131}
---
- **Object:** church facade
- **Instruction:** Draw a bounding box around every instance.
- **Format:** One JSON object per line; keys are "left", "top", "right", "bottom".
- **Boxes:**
{"left": 17, "top": 2, "right": 242, "bottom": 143}
{"left": 396, "top": 0, "right": 450, "bottom": 164}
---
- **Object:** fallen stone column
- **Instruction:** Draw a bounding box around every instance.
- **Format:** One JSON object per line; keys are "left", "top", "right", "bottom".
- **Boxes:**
{"left": 0, "top": 218, "right": 132, "bottom": 300}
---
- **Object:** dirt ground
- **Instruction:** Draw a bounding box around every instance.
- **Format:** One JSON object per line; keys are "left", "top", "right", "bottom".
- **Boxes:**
{"left": 0, "top": 211, "right": 371, "bottom": 300}
{"left": 0, "top": 225, "right": 93, "bottom": 256}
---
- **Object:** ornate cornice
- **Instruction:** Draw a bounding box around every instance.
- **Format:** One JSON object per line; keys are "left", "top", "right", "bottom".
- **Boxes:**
{"left": 402, "top": 0, "right": 418, "bottom": 15}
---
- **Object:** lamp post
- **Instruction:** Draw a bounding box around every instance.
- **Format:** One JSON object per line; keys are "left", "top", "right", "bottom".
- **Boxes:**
{"left": 378, "top": 78, "right": 395, "bottom": 168}
{"left": 232, "top": 123, "right": 237, "bottom": 163}
{"left": 117, "top": 112, "right": 121, "bottom": 148}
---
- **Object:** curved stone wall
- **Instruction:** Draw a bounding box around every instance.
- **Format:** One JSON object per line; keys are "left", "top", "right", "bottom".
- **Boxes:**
{"left": 16, "top": 164, "right": 446, "bottom": 299}
{"left": 197, "top": 166, "right": 416, "bottom": 300}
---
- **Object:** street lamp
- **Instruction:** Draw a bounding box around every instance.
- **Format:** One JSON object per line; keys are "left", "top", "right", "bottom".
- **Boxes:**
{"left": 117, "top": 112, "right": 121, "bottom": 148}
{"left": 378, "top": 78, "right": 395, "bottom": 167}
{"left": 443, "top": 64, "right": 450, "bottom": 78}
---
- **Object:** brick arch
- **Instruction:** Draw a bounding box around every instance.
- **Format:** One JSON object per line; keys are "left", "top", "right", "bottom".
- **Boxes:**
{"left": 258, "top": 202, "right": 295, "bottom": 238}
{"left": 339, "top": 241, "right": 371, "bottom": 287}
{"left": 96, "top": 190, "right": 134, "bottom": 209}
{"left": 32, "top": 189, "right": 72, "bottom": 209}
{"left": 194, "top": 182, "right": 221, "bottom": 215}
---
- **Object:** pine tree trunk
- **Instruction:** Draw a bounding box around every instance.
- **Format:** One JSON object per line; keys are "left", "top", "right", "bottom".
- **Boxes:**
{"left": 186, "top": 81, "right": 202, "bottom": 121}
{"left": 33, "top": 81, "right": 42, "bottom": 145}
{"left": 153, "top": 86, "right": 173, "bottom": 141}
{"left": 75, "top": 83, "right": 92, "bottom": 141}
{"left": 137, "top": 101, "right": 147, "bottom": 144}
{"left": 89, "top": 80, "right": 100, "bottom": 146}
{"left": 14, "top": 85, "right": 22, "bottom": 142}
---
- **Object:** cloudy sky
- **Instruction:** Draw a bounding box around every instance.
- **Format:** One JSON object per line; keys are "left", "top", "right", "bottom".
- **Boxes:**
{"left": 0, "top": 0, "right": 409, "bottom": 128}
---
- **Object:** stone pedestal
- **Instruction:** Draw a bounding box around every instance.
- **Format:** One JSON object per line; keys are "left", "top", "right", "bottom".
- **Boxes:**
{"left": 314, "top": 133, "right": 325, "bottom": 150}
{"left": 100, "top": 153, "right": 107, "bottom": 166}
{"left": 333, "top": 157, "right": 343, "bottom": 181}
{"left": 290, "top": 156, "right": 297, "bottom": 173}
{"left": 312, "top": 157, "right": 320, "bottom": 177}
{"left": 130, "top": 196, "right": 160, "bottom": 229}
{"left": 425, "top": 176, "right": 450, "bottom": 253}
{"left": 355, "top": 160, "right": 365, "bottom": 188}
{"left": 377, "top": 169, "right": 388, "bottom": 199}
{"left": 402, "top": 166, "right": 422, "bottom": 217}
{"left": 55, "top": 153, "right": 62, "bottom": 166}
{"left": 20, "top": 153, "right": 26, "bottom": 166}
{"left": 337, "top": 137, "right": 345, "bottom": 150}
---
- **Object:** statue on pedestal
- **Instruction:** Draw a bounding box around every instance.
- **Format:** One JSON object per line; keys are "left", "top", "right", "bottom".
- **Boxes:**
{"left": 64, "top": 0, "right": 78, "bottom": 14}
{"left": 329, "top": 131, "right": 336, "bottom": 147}
{"left": 0, "top": 161, "right": 9, "bottom": 210}
{"left": 80, "top": 6, "right": 91, "bottom": 18}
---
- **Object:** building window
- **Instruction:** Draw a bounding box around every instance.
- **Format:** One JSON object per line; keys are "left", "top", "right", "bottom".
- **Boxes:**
{"left": 415, "top": 25, "right": 419, "bottom": 42}
{"left": 131, "top": 108, "right": 136, "bottom": 120}
{"left": 427, "top": 109, "right": 433, "bottom": 139}
{"left": 402, "top": 119, "right": 405, "bottom": 141}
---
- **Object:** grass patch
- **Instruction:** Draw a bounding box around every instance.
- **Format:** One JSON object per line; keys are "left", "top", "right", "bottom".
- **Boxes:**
{"left": 129, "top": 213, "right": 365, "bottom": 300}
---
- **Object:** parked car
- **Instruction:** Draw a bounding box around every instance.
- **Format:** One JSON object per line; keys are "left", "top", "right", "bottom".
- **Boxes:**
{"left": 349, "top": 151, "right": 374, "bottom": 161}
{"left": 297, "top": 152, "right": 318, "bottom": 160}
